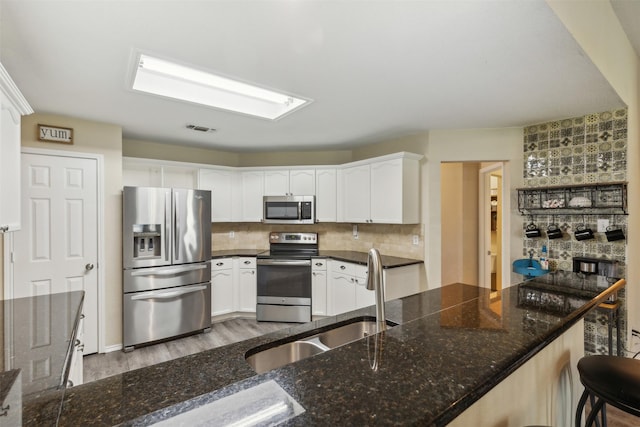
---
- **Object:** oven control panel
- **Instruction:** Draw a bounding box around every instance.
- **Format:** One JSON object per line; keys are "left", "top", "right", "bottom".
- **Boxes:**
{"left": 269, "top": 232, "right": 317, "bottom": 244}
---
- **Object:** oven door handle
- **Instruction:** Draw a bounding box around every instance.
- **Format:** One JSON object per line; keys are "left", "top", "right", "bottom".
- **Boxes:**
{"left": 131, "top": 284, "right": 208, "bottom": 300}
{"left": 257, "top": 259, "right": 311, "bottom": 267}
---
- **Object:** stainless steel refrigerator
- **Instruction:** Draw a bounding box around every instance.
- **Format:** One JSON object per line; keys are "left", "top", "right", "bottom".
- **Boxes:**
{"left": 122, "top": 186, "right": 212, "bottom": 351}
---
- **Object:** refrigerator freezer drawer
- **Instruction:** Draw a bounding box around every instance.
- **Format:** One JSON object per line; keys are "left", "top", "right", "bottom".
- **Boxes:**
{"left": 123, "top": 262, "right": 211, "bottom": 293}
{"left": 123, "top": 283, "right": 211, "bottom": 349}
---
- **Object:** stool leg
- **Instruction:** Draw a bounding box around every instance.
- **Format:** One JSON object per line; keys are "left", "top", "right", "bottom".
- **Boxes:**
{"left": 588, "top": 394, "right": 603, "bottom": 427}
{"left": 586, "top": 397, "right": 606, "bottom": 427}
{"left": 576, "top": 389, "right": 589, "bottom": 427}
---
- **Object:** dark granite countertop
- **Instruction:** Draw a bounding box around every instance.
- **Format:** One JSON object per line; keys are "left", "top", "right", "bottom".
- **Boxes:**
{"left": 211, "top": 249, "right": 267, "bottom": 258}
{"left": 1, "top": 291, "right": 84, "bottom": 425}
{"left": 211, "top": 249, "right": 423, "bottom": 269}
{"left": 51, "top": 274, "right": 622, "bottom": 426}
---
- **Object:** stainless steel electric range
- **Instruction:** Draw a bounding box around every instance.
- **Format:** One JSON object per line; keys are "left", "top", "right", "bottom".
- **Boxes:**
{"left": 256, "top": 232, "right": 318, "bottom": 323}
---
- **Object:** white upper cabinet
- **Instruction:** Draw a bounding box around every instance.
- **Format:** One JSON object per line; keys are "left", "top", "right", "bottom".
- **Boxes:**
{"left": 315, "top": 168, "right": 337, "bottom": 222}
{"left": 339, "top": 153, "right": 421, "bottom": 224}
{"left": 264, "top": 169, "right": 315, "bottom": 196}
{"left": 122, "top": 158, "right": 197, "bottom": 188}
{"left": 122, "top": 152, "right": 421, "bottom": 224}
{"left": 240, "top": 170, "right": 264, "bottom": 222}
{"left": 0, "top": 63, "right": 33, "bottom": 233}
{"left": 198, "top": 167, "right": 237, "bottom": 222}
{"left": 339, "top": 164, "right": 371, "bottom": 223}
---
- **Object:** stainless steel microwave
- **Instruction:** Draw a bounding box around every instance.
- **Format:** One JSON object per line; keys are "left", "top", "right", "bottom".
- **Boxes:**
{"left": 263, "top": 195, "right": 315, "bottom": 224}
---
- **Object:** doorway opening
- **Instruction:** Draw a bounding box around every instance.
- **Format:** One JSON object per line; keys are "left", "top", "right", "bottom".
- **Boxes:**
{"left": 440, "top": 161, "right": 508, "bottom": 295}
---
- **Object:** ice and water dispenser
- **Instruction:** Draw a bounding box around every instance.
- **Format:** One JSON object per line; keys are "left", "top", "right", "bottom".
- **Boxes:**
{"left": 132, "top": 224, "right": 162, "bottom": 259}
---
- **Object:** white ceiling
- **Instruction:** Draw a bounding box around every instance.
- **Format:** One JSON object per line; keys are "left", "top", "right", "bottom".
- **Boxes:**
{"left": 0, "top": 1, "right": 631, "bottom": 152}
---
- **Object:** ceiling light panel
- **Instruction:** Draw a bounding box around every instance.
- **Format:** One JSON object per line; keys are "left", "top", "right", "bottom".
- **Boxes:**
{"left": 131, "top": 53, "right": 311, "bottom": 120}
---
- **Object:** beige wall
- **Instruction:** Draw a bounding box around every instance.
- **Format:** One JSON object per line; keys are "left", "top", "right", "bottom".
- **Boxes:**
{"left": 440, "top": 163, "right": 480, "bottom": 286}
{"left": 123, "top": 138, "right": 354, "bottom": 167}
{"left": 15, "top": 113, "right": 123, "bottom": 349}
{"left": 547, "top": 0, "right": 640, "bottom": 349}
{"left": 123, "top": 138, "right": 239, "bottom": 166}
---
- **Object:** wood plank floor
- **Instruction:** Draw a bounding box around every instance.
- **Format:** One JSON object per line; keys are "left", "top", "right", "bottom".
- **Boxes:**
{"left": 84, "top": 319, "right": 639, "bottom": 426}
{"left": 83, "top": 318, "right": 291, "bottom": 383}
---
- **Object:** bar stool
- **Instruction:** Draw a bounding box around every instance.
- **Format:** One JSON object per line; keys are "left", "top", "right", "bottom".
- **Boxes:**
{"left": 575, "top": 355, "right": 640, "bottom": 427}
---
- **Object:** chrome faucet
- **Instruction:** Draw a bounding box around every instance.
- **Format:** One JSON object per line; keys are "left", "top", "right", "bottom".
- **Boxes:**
{"left": 367, "top": 248, "right": 386, "bottom": 334}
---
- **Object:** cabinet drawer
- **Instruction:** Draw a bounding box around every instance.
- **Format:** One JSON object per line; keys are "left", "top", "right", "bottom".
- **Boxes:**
{"left": 330, "top": 260, "right": 355, "bottom": 275}
{"left": 312, "top": 258, "right": 327, "bottom": 271}
{"left": 238, "top": 257, "right": 256, "bottom": 269}
{"left": 211, "top": 258, "right": 232, "bottom": 271}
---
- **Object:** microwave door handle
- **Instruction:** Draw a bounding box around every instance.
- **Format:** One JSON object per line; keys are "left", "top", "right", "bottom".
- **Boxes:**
{"left": 131, "top": 284, "right": 207, "bottom": 300}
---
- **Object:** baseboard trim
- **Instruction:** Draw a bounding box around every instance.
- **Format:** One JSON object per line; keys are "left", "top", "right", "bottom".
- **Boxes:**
{"left": 103, "top": 343, "right": 123, "bottom": 353}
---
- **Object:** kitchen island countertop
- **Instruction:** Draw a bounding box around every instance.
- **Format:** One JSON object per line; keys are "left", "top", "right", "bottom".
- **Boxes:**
{"left": 51, "top": 273, "right": 622, "bottom": 426}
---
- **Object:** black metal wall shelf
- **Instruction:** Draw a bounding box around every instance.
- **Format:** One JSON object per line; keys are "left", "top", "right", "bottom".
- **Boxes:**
{"left": 517, "top": 182, "right": 627, "bottom": 215}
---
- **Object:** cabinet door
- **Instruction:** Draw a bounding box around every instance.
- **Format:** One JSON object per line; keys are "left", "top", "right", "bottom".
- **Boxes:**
{"left": 211, "top": 268, "right": 234, "bottom": 316}
{"left": 240, "top": 171, "right": 264, "bottom": 221}
{"left": 329, "top": 272, "right": 356, "bottom": 315}
{"left": 315, "top": 168, "right": 337, "bottom": 222}
{"left": 0, "top": 91, "right": 21, "bottom": 232}
{"left": 236, "top": 258, "right": 257, "bottom": 312}
{"left": 312, "top": 269, "right": 327, "bottom": 316}
{"left": 163, "top": 165, "right": 197, "bottom": 189}
{"left": 354, "top": 275, "right": 375, "bottom": 309}
{"left": 264, "top": 170, "right": 289, "bottom": 196}
{"left": 289, "top": 169, "right": 315, "bottom": 195}
{"left": 199, "top": 168, "right": 234, "bottom": 222}
{"left": 370, "top": 158, "right": 403, "bottom": 223}
{"left": 341, "top": 164, "right": 371, "bottom": 223}
{"left": 122, "top": 159, "right": 162, "bottom": 187}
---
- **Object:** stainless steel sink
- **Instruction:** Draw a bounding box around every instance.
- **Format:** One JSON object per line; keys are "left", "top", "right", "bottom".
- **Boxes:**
{"left": 246, "top": 318, "right": 395, "bottom": 374}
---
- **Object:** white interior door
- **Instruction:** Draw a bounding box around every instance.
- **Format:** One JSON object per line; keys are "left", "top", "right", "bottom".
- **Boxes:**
{"left": 9, "top": 152, "right": 98, "bottom": 354}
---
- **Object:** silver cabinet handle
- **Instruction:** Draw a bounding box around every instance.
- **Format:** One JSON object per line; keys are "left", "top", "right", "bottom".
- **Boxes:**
{"left": 0, "top": 226, "right": 8, "bottom": 233}
{"left": 215, "top": 262, "right": 224, "bottom": 266}
{"left": 340, "top": 265, "right": 346, "bottom": 270}
{"left": 85, "top": 263, "right": 94, "bottom": 271}
{"left": 67, "top": 380, "right": 74, "bottom": 388}
{"left": 312, "top": 272, "right": 316, "bottom": 276}
{"left": 244, "top": 260, "right": 251, "bottom": 265}
{"left": 130, "top": 264, "right": 206, "bottom": 276}
{"left": 74, "top": 339, "right": 81, "bottom": 347}
{"left": 0, "top": 404, "right": 9, "bottom": 416}
{"left": 315, "top": 262, "right": 324, "bottom": 267}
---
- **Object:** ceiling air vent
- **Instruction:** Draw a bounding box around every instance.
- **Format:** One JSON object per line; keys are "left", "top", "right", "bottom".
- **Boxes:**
{"left": 186, "top": 124, "right": 216, "bottom": 133}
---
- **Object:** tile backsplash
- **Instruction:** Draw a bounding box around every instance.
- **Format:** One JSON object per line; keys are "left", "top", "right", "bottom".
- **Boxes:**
{"left": 522, "top": 108, "right": 628, "bottom": 356}
{"left": 211, "top": 222, "right": 424, "bottom": 260}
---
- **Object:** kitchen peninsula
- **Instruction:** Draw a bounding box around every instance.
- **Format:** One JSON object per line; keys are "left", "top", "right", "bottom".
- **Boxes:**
{"left": 42, "top": 272, "right": 623, "bottom": 426}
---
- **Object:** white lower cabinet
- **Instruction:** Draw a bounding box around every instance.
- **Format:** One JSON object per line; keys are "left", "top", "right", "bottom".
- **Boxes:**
{"left": 311, "top": 258, "right": 327, "bottom": 316}
{"left": 236, "top": 257, "right": 257, "bottom": 313}
{"left": 211, "top": 258, "right": 234, "bottom": 317}
{"left": 327, "top": 261, "right": 373, "bottom": 315}
{"left": 328, "top": 260, "right": 421, "bottom": 316}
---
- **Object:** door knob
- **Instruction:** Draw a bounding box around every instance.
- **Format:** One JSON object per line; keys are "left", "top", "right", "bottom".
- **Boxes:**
{"left": 85, "top": 263, "right": 95, "bottom": 271}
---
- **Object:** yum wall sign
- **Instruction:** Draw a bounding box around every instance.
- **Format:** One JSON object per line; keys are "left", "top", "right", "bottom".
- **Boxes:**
{"left": 38, "top": 124, "right": 73, "bottom": 144}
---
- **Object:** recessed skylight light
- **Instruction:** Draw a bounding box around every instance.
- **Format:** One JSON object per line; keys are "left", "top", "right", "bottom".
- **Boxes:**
{"left": 131, "top": 52, "right": 311, "bottom": 120}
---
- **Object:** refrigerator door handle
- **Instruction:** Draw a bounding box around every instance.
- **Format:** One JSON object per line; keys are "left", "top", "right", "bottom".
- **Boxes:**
{"left": 165, "top": 192, "right": 171, "bottom": 263}
{"left": 131, "top": 284, "right": 208, "bottom": 300}
{"left": 174, "top": 191, "right": 180, "bottom": 262}
{"left": 130, "top": 264, "right": 207, "bottom": 277}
